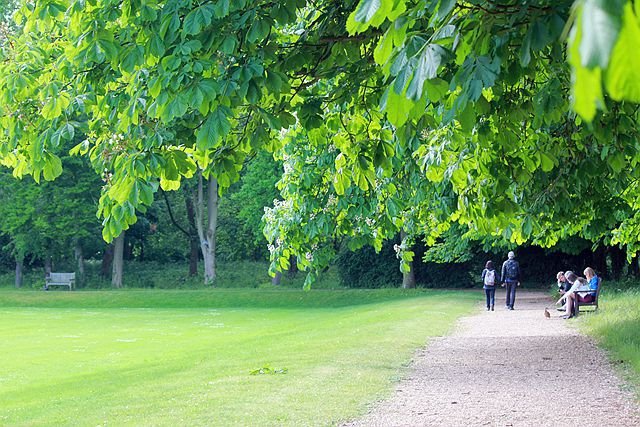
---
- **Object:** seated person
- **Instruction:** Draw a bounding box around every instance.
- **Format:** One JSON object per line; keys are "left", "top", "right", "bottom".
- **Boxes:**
{"left": 556, "top": 271, "right": 581, "bottom": 318}
{"left": 555, "top": 271, "right": 571, "bottom": 310}
{"left": 556, "top": 271, "right": 570, "bottom": 294}
{"left": 556, "top": 269, "right": 599, "bottom": 318}
{"left": 580, "top": 267, "right": 599, "bottom": 303}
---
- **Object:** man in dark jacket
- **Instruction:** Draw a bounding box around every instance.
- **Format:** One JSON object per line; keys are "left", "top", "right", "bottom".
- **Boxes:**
{"left": 501, "top": 251, "right": 521, "bottom": 310}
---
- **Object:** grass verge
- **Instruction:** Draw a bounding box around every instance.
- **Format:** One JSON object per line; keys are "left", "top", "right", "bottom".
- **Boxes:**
{"left": 0, "top": 288, "right": 476, "bottom": 426}
{"left": 0, "top": 261, "right": 345, "bottom": 290}
{"left": 579, "top": 289, "right": 640, "bottom": 399}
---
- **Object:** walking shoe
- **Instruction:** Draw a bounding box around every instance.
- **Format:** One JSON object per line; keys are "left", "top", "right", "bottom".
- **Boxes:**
{"left": 491, "top": 306, "right": 494, "bottom": 311}
{"left": 509, "top": 306, "right": 514, "bottom": 310}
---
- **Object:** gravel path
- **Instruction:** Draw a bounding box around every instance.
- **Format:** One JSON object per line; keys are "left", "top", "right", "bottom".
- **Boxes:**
{"left": 344, "top": 290, "right": 640, "bottom": 426}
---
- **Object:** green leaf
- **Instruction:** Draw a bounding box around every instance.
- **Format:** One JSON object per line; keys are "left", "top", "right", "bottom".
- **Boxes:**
{"left": 519, "top": 27, "right": 532, "bottom": 67}
{"left": 539, "top": 152, "right": 555, "bottom": 172}
{"left": 424, "top": 78, "right": 449, "bottom": 103}
{"left": 42, "top": 154, "right": 63, "bottom": 181}
{"left": 59, "top": 123, "right": 75, "bottom": 141}
{"left": 569, "top": 14, "right": 604, "bottom": 121}
{"left": 355, "top": 0, "right": 381, "bottom": 24}
{"left": 406, "top": 44, "right": 446, "bottom": 101}
{"left": 183, "top": 5, "right": 214, "bottom": 36}
{"left": 149, "top": 34, "right": 165, "bottom": 57}
{"left": 457, "top": 104, "right": 475, "bottom": 132}
{"left": 346, "top": 0, "right": 392, "bottom": 34}
{"left": 523, "top": 216, "right": 533, "bottom": 237}
{"left": 579, "top": 0, "right": 624, "bottom": 69}
{"left": 333, "top": 171, "right": 349, "bottom": 195}
{"left": 247, "top": 18, "right": 271, "bottom": 43}
{"left": 220, "top": 35, "right": 237, "bottom": 55}
{"left": 608, "top": 152, "right": 625, "bottom": 173}
{"left": 196, "top": 106, "right": 232, "bottom": 150}
{"left": 121, "top": 45, "right": 143, "bottom": 73}
{"left": 436, "top": 0, "right": 456, "bottom": 22}
{"left": 380, "top": 86, "right": 414, "bottom": 128}
{"left": 213, "top": 0, "right": 230, "bottom": 18}
{"left": 605, "top": 3, "right": 640, "bottom": 102}
{"left": 41, "top": 93, "right": 70, "bottom": 120}
{"left": 374, "top": 29, "right": 394, "bottom": 66}
{"left": 139, "top": 181, "right": 154, "bottom": 205}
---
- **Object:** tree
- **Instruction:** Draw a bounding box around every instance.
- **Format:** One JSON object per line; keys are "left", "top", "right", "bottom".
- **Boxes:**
{"left": 158, "top": 185, "right": 200, "bottom": 276}
{"left": 265, "top": 0, "right": 640, "bottom": 282}
{"left": 4, "top": 0, "right": 640, "bottom": 287}
{"left": 0, "top": 0, "right": 18, "bottom": 42}
{"left": 194, "top": 172, "right": 218, "bottom": 284}
{"left": 0, "top": 0, "right": 301, "bottom": 247}
{"left": 0, "top": 155, "right": 102, "bottom": 286}
{"left": 216, "top": 150, "right": 281, "bottom": 261}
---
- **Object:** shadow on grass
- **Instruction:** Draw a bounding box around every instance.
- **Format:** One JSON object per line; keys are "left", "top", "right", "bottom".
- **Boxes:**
{"left": 0, "top": 288, "right": 476, "bottom": 310}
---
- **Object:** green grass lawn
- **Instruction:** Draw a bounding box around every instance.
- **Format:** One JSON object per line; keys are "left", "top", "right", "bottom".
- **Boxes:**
{"left": 579, "top": 289, "right": 640, "bottom": 398}
{"left": 0, "top": 288, "right": 477, "bottom": 426}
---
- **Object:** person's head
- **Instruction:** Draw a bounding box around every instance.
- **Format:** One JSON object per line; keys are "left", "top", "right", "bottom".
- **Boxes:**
{"left": 584, "top": 267, "right": 596, "bottom": 279}
{"left": 508, "top": 251, "right": 515, "bottom": 259}
{"left": 556, "top": 271, "right": 565, "bottom": 281}
{"left": 485, "top": 260, "right": 494, "bottom": 270}
{"left": 565, "top": 271, "right": 578, "bottom": 284}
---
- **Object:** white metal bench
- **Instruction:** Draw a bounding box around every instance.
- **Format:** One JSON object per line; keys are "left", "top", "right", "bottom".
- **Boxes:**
{"left": 45, "top": 272, "right": 76, "bottom": 290}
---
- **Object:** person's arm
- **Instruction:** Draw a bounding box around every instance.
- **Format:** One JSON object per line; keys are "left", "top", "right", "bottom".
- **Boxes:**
{"left": 481, "top": 269, "right": 486, "bottom": 282}
{"left": 501, "top": 262, "right": 506, "bottom": 284}
{"left": 576, "top": 285, "right": 591, "bottom": 296}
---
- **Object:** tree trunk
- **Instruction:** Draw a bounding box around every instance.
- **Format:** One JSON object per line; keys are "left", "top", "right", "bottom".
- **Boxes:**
{"left": 402, "top": 263, "right": 416, "bottom": 289}
{"left": 15, "top": 256, "right": 23, "bottom": 288}
{"left": 185, "top": 189, "right": 199, "bottom": 277}
{"left": 401, "top": 230, "right": 416, "bottom": 289}
{"left": 593, "top": 245, "right": 607, "bottom": 278}
{"left": 101, "top": 244, "right": 114, "bottom": 277}
{"left": 189, "top": 238, "right": 199, "bottom": 276}
{"left": 74, "top": 240, "right": 85, "bottom": 286}
{"left": 112, "top": 232, "right": 125, "bottom": 288}
{"left": 195, "top": 172, "right": 218, "bottom": 285}
{"left": 44, "top": 256, "right": 52, "bottom": 276}
{"left": 609, "top": 246, "right": 626, "bottom": 280}
{"left": 632, "top": 255, "right": 640, "bottom": 278}
{"left": 272, "top": 271, "right": 282, "bottom": 286}
{"left": 288, "top": 255, "right": 298, "bottom": 277}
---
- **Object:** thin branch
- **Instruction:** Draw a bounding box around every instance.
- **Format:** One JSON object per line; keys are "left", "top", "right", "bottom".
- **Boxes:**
{"left": 160, "top": 188, "right": 191, "bottom": 237}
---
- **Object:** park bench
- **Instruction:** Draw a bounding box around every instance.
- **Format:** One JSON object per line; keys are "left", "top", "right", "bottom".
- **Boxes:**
{"left": 574, "top": 277, "right": 602, "bottom": 317}
{"left": 45, "top": 272, "right": 75, "bottom": 290}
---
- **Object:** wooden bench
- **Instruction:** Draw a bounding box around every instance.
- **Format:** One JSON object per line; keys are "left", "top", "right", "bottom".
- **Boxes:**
{"left": 574, "top": 277, "right": 602, "bottom": 316}
{"left": 45, "top": 272, "right": 76, "bottom": 290}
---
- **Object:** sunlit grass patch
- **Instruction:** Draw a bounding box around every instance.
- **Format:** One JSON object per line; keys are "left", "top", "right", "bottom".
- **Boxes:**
{"left": 579, "top": 289, "right": 640, "bottom": 398}
{"left": 0, "top": 288, "right": 476, "bottom": 426}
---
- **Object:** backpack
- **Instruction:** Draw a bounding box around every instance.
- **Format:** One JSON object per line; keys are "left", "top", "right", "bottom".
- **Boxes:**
{"left": 484, "top": 269, "right": 495, "bottom": 286}
{"left": 505, "top": 260, "right": 519, "bottom": 280}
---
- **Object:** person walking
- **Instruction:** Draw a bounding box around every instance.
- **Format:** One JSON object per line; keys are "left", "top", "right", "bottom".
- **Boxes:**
{"left": 481, "top": 260, "right": 499, "bottom": 311}
{"left": 501, "top": 251, "right": 521, "bottom": 310}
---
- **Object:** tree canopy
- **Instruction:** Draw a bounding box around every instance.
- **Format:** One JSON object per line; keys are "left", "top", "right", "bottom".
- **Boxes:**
{"left": 2, "top": 0, "right": 640, "bottom": 286}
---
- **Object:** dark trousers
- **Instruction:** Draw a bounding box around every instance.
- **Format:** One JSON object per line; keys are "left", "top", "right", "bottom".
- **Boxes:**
{"left": 485, "top": 288, "right": 495, "bottom": 308}
{"left": 505, "top": 281, "right": 517, "bottom": 308}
